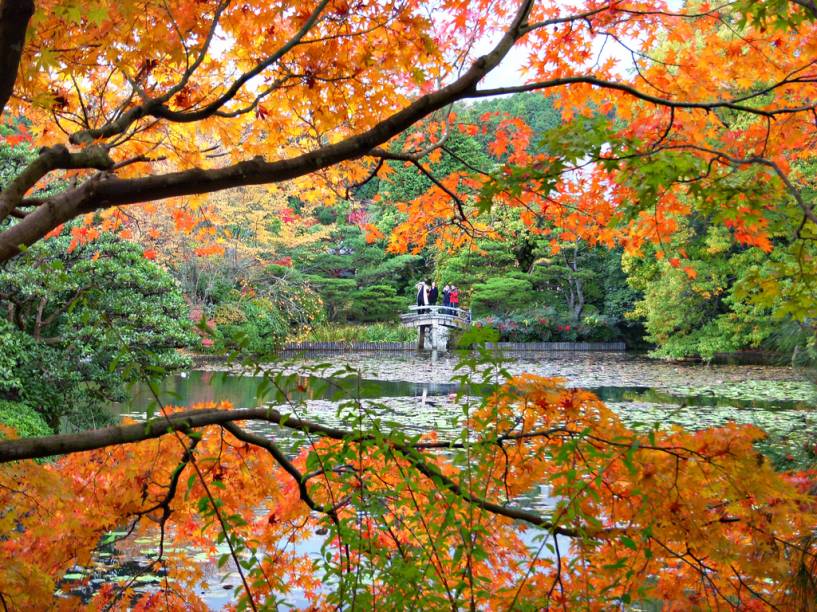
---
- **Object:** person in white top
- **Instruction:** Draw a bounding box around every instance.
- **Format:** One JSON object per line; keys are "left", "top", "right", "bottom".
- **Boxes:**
{"left": 416, "top": 281, "right": 428, "bottom": 313}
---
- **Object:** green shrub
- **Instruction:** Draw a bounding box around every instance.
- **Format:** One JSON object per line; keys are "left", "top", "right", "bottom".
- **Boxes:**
{"left": 0, "top": 400, "right": 52, "bottom": 438}
{"left": 213, "top": 296, "right": 289, "bottom": 354}
{"left": 470, "top": 276, "right": 538, "bottom": 317}
{"left": 202, "top": 264, "right": 324, "bottom": 355}
{"left": 0, "top": 231, "right": 196, "bottom": 431}
{"left": 213, "top": 300, "right": 247, "bottom": 325}
{"left": 580, "top": 314, "right": 619, "bottom": 342}
{"left": 471, "top": 308, "right": 622, "bottom": 343}
{"left": 301, "top": 323, "right": 416, "bottom": 343}
{"left": 349, "top": 285, "right": 406, "bottom": 322}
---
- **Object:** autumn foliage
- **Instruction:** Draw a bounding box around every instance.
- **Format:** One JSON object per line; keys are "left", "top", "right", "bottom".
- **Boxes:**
{"left": 2, "top": 0, "right": 817, "bottom": 608}
{"left": 1, "top": 370, "right": 816, "bottom": 609}
{"left": 0, "top": 0, "right": 815, "bottom": 267}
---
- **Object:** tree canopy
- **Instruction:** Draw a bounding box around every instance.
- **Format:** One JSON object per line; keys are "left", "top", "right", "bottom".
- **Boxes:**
{"left": 2, "top": 0, "right": 817, "bottom": 609}
{"left": 0, "top": 0, "right": 815, "bottom": 273}
{"left": 0, "top": 229, "right": 196, "bottom": 430}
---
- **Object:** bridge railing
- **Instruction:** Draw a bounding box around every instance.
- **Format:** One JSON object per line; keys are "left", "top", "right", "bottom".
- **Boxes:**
{"left": 400, "top": 305, "right": 471, "bottom": 322}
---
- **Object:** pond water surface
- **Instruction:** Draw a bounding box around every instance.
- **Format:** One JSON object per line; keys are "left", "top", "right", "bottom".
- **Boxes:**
{"left": 68, "top": 350, "right": 817, "bottom": 608}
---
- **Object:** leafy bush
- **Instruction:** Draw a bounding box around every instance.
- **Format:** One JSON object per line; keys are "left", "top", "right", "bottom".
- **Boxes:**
{"left": 0, "top": 399, "right": 52, "bottom": 438}
{"left": 579, "top": 314, "right": 619, "bottom": 342}
{"left": 0, "top": 231, "right": 196, "bottom": 430}
{"left": 213, "top": 296, "right": 290, "bottom": 354}
{"left": 209, "top": 269, "right": 324, "bottom": 354}
{"left": 300, "top": 323, "right": 416, "bottom": 343}
{"left": 285, "top": 221, "right": 423, "bottom": 323}
{"left": 470, "top": 275, "right": 538, "bottom": 317}
{"left": 349, "top": 285, "right": 406, "bottom": 322}
{"left": 305, "top": 276, "right": 357, "bottom": 321}
{"left": 472, "top": 308, "right": 620, "bottom": 343}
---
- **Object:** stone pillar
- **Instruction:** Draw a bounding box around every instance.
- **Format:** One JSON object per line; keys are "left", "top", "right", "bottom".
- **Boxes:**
{"left": 430, "top": 324, "right": 450, "bottom": 352}
{"left": 417, "top": 325, "right": 427, "bottom": 351}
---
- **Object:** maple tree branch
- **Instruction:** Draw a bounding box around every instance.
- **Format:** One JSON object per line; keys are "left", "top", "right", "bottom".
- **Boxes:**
{"left": 0, "top": 397, "right": 646, "bottom": 539}
{"left": 158, "top": 0, "right": 332, "bottom": 123}
{"left": 370, "top": 126, "right": 450, "bottom": 162}
{"left": 440, "top": 145, "right": 492, "bottom": 177}
{"left": 0, "top": 407, "right": 357, "bottom": 462}
{"left": 0, "top": 0, "right": 33, "bottom": 117}
{"left": 345, "top": 158, "right": 383, "bottom": 200}
{"left": 136, "top": 435, "right": 202, "bottom": 566}
{"left": 69, "top": 0, "right": 329, "bottom": 145}
{"left": 519, "top": 5, "right": 612, "bottom": 34}
{"left": 597, "top": 2, "right": 738, "bottom": 21}
{"left": 469, "top": 75, "right": 817, "bottom": 118}
{"left": 410, "top": 160, "right": 470, "bottom": 223}
{"left": 0, "top": 0, "right": 536, "bottom": 262}
{"left": 111, "top": 153, "right": 167, "bottom": 171}
{"left": 0, "top": 405, "right": 577, "bottom": 462}
{"left": 729, "top": 565, "right": 781, "bottom": 611}
{"left": 672, "top": 144, "right": 817, "bottom": 227}
{"left": 0, "top": 144, "right": 113, "bottom": 223}
{"left": 393, "top": 442, "right": 595, "bottom": 538}
{"left": 138, "top": 382, "right": 260, "bottom": 611}
{"left": 165, "top": 0, "right": 232, "bottom": 99}
{"left": 222, "top": 422, "right": 341, "bottom": 516}
{"left": 212, "top": 76, "right": 294, "bottom": 118}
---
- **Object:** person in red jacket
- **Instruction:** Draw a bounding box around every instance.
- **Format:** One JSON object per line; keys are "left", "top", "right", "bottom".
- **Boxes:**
{"left": 450, "top": 285, "right": 459, "bottom": 313}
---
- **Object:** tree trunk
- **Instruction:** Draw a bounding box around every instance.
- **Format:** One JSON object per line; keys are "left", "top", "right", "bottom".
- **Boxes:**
{"left": 563, "top": 242, "right": 585, "bottom": 322}
{"left": 0, "top": 0, "right": 34, "bottom": 116}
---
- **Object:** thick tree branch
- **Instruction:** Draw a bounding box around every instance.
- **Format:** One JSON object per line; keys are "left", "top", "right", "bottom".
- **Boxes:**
{"left": 0, "top": 144, "right": 113, "bottom": 222}
{"left": 0, "top": 394, "right": 643, "bottom": 539}
{"left": 0, "top": 407, "right": 361, "bottom": 463}
{"left": 0, "top": 406, "right": 568, "bottom": 463}
{"left": 0, "top": 0, "right": 34, "bottom": 116}
{"left": 0, "top": 0, "right": 537, "bottom": 262}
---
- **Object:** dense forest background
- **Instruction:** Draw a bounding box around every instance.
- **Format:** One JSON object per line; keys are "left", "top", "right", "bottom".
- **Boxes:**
{"left": 140, "top": 93, "right": 812, "bottom": 360}
{"left": 1, "top": 93, "right": 815, "bottom": 436}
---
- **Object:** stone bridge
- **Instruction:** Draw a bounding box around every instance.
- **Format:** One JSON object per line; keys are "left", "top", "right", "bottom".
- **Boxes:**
{"left": 399, "top": 305, "right": 471, "bottom": 350}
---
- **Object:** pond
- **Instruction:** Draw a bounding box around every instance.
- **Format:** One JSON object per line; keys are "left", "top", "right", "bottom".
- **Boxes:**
{"left": 67, "top": 350, "right": 817, "bottom": 608}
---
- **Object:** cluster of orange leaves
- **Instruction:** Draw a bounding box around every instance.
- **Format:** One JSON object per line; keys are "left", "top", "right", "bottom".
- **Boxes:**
{"left": 1, "top": 377, "right": 816, "bottom": 609}
{"left": 9, "top": 0, "right": 495, "bottom": 255}
{"left": 5, "top": 1, "right": 812, "bottom": 273}
{"left": 0, "top": 404, "right": 320, "bottom": 610}
{"left": 382, "top": 2, "right": 817, "bottom": 279}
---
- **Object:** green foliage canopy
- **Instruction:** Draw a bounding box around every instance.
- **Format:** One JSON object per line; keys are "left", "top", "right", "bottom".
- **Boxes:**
{"left": 0, "top": 231, "right": 196, "bottom": 430}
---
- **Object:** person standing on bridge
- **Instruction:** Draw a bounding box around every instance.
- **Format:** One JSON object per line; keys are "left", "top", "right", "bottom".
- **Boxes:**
{"left": 442, "top": 284, "right": 451, "bottom": 314}
{"left": 416, "top": 281, "right": 427, "bottom": 314}
{"left": 450, "top": 285, "right": 459, "bottom": 312}
{"left": 428, "top": 281, "right": 438, "bottom": 309}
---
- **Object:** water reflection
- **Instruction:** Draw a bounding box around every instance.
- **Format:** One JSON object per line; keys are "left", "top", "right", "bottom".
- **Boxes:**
{"left": 120, "top": 370, "right": 465, "bottom": 416}
{"left": 90, "top": 351, "right": 815, "bottom": 608}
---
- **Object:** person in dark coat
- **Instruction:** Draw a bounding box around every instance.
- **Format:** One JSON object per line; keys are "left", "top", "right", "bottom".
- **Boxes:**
{"left": 442, "top": 284, "right": 451, "bottom": 315}
{"left": 428, "top": 281, "right": 438, "bottom": 309}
